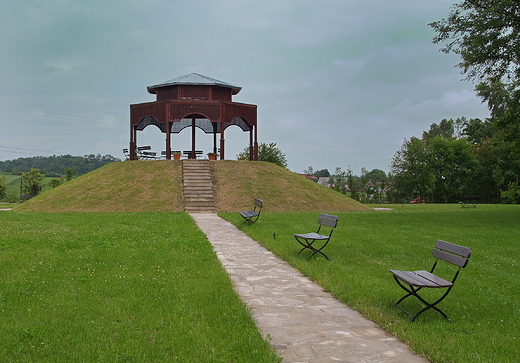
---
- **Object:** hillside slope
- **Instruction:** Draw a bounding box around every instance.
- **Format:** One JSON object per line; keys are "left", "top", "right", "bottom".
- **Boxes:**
{"left": 15, "top": 161, "right": 184, "bottom": 212}
{"left": 15, "top": 160, "right": 369, "bottom": 212}
{"left": 212, "top": 161, "right": 368, "bottom": 212}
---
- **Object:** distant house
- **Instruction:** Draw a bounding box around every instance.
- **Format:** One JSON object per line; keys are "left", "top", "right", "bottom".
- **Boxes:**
{"left": 318, "top": 177, "right": 331, "bottom": 188}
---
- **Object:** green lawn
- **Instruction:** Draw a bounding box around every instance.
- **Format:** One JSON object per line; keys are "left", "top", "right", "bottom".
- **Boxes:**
{"left": 220, "top": 204, "right": 520, "bottom": 363}
{"left": 0, "top": 212, "right": 279, "bottom": 362}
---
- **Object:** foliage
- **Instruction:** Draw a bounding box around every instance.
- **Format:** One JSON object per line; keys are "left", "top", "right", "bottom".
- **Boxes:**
{"left": 64, "top": 167, "right": 77, "bottom": 181}
{"left": 0, "top": 212, "right": 279, "bottom": 362}
{"left": 222, "top": 205, "right": 520, "bottom": 363}
{"left": 329, "top": 167, "right": 348, "bottom": 195}
{"left": 0, "top": 175, "right": 7, "bottom": 199}
{"left": 48, "top": 178, "right": 63, "bottom": 189}
{"left": 21, "top": 168, "right": 44, "bottom": 196}
{"left": 0, "top": 154, "right": 120, "bottom": 175}
{"left": 314, "top": 168, "right": 330, "bottom": 177}
{"left": 500, "top": 181, "right": 520, "bottom": 203}
{"left": 430, "top": 0, "right": 520, "bottom": 84}
{"left": 237, "top": 142, "right": 288, "bottom": 168}
{"left": 388, "top": 115, "right": 520, "bottom": 203}
{"left": 390, "top": 137, "right": 436, "bottom": 202}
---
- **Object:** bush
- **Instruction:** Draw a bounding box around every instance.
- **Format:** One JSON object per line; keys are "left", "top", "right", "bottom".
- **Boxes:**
{"left": 500, "top": 181, "right": 520, "bottom": 204}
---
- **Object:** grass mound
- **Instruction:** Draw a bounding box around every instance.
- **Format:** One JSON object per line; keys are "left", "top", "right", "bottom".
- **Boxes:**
{"left": 15, "top": 161, "right": 184, "bottom": 212}
{"left": 213, "top": 161, "right": 368, "bottom": 212}
{"left": 15, "top": 160, "right": 368, "bottom": 212}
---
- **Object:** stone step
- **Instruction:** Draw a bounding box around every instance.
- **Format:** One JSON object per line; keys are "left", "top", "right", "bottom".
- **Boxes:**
{"left": 184, "top": 193, "right": 214, "bottom": 199}
{"left": 185, "top": 207, "right": 217, "bottom": 213}
{"left": 183, "top": 185, "right": 213, "bottom": 191}
{"left": 182, "top": 159, "right": 216, "bottom": 213}
{"left": 184, "top": 195, "right": 215, "bottom": 205}
{"left": 183, "top": 176, "right": 213, "bottom": 181}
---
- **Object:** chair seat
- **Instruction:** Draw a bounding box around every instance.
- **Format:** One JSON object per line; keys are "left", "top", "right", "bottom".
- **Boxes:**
{"left": 293, "top": 232, "right": 328, "bottom": 240}
{"left": 240, "top": 210, "right": 258, "bottom": 218}
{"left": 390, "top": 270, "right": 453, "bottom": 288}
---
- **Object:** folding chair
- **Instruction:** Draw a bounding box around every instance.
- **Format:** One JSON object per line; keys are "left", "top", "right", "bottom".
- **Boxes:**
{"left": 294, "top": 214, "right": 338, "bottom": 260}
{"left": 390, "top": 240, "right": 472, "bottom": 322}
{"left": 239, "top": 198, "right": 263, "bottom": 224}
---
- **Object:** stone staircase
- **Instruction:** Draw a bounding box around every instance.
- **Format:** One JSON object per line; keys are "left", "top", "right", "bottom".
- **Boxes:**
{"left": 182, "top": 159, "right": 217, "bottom": 213}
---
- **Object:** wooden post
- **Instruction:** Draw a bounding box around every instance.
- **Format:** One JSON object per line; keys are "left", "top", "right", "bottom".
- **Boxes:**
{"left": 220, "top": 124, "right": 225, "bottom": 160}
{"left": 191, "top": 116, "right": 196, "bottom": 159}
{"left": 166, "top": 121, "right": 171, "bottom": 160}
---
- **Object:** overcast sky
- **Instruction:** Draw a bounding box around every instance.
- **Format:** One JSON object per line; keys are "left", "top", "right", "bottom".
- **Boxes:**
{"left": 0, "top": 0, "right": 489, "bottom": 174}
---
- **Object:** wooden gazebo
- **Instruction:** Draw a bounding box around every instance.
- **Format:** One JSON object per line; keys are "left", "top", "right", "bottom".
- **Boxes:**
{"left": 129, "top": 73, "right": 258, "bottom": 160}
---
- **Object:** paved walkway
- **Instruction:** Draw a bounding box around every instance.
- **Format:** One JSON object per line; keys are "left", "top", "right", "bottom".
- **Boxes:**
{"left": 190, "top": 213, "right": 429, "bottom": 363}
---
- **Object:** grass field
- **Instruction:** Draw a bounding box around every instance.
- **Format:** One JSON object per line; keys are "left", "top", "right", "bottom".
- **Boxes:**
{"left": 220, "top": 204, "right": 520, "bottom": 363}
{"left": 0, "top": 172, "right": 57, "bottom": 201}
{"left": 0, "top": 212, "right": 279, "bottom": 362}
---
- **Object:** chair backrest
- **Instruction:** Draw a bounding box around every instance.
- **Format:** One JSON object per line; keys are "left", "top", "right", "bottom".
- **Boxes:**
{"left": 254, "top": 198, "right": 263, "bottom": 211}
{"left": 318, "top": 214, "right": 338, "bottom": 228}
{"left": 432, "top": 240, "right": 472, "bottom": 268}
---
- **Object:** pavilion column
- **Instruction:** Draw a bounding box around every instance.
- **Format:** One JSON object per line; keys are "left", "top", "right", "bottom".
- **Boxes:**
{"left": 220, "top": 123, "right": 225, "bottom": 160}
{"left": 212, "top": 121, "right": 218, "bottom": 154}
{"left": 130, "top": 125, "right": 137, "bottom": 160}
{"left": 249, "top": 128, "right": 254, "bottom": 161}
{"left": 191, "top": 116, "right": 196, "bottom": 159}
{"left": 165, "top": 121, "right": 171, "bottom": 160}
{"left": 253, "top": 124, "right": 258, "bottom": 161}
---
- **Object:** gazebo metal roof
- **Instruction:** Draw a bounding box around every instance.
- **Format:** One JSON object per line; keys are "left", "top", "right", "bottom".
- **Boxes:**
{"left": 147, "top": 73, "right": 242, "bottom": 95}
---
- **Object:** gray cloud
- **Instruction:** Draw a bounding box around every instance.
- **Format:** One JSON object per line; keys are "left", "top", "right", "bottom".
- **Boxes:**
{"left": 0, "top": 0, "right": 489, "bottom": 174}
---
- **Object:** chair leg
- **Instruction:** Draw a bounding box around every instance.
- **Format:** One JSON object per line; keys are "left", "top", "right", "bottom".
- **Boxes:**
{"left": 295, "top": 237, "right": 329, "bottom": 260}
{"left": 393, "top": 276, "right": 452, "bottom": 322}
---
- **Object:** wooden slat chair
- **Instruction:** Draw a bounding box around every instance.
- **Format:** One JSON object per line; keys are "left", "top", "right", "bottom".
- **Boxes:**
{"left": 294, "top": 214, "right": 338, "bottom": 260}
{"left": 390, "top": 240, "right": 472, "bottom": 322}
{"left": 239, "top": 198, "right": 263, "bottom": 224}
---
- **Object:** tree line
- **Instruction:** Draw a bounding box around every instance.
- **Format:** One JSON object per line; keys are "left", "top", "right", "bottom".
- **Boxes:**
{"left": 0, "top": 154, "right": 120, "bottom": 176}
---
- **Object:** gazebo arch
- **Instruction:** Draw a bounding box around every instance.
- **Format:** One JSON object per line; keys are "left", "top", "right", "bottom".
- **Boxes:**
{"left": 129, "top": 73, "right": 258, "bottom": 160}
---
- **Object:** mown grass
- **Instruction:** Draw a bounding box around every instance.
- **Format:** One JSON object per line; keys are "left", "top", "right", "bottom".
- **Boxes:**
{"left": 14, "top": 161, "right": 184, "bottom": 212}
{"left": 212, "top": 161, "right": 369, "bottom": 212}
{"left": 14, "top": 160, "right": 368, "bottom": 213}
{"left": 220, "top": 204, "right": 520, "bottom": 363}
{"left": 0, "top": 212, "right": 279, "bottom": 362}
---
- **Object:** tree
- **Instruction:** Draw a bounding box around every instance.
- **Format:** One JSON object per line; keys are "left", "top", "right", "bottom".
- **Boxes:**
{"left": 65, "top": 168, "right": 77, "bottom": 181}
{"left": 237, "top": 142, "right": 288, "bottom": 168}
{"left": 21, "top": 168, "right": 44, "bottom": 196}
{"left": 430, "top": 1, "right": 520, "bottom": 83}
{"left": 314, "top": 169, "right": 330, "bottom": 178}
{"left": 0, "top": 176, "right": 7, "bottom": 199}
{"left": 329, "top": 167, "right": 348, "bottom": 195}
{"left": 391, "top": 137, "right": 435, "bottom": 202}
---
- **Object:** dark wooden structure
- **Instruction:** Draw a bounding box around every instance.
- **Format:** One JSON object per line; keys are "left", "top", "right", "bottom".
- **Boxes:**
{"left": 129, "top": 73, "right": 258, "bottom": 160}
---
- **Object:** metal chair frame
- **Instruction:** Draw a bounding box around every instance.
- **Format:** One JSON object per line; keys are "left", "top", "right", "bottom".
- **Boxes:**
{"left": 390, "top": 240, "right": 472, "bottom": 322}
{"left": 239, "top": 198, "right": 263, "bottom": 224}
{"left": 294, "top": 214, "right": 338, "bottom": 260}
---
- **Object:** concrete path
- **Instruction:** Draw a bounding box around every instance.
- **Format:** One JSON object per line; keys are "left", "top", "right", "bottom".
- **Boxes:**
{"left": 190, "top": 213, "right": 429, "bottom": 363}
